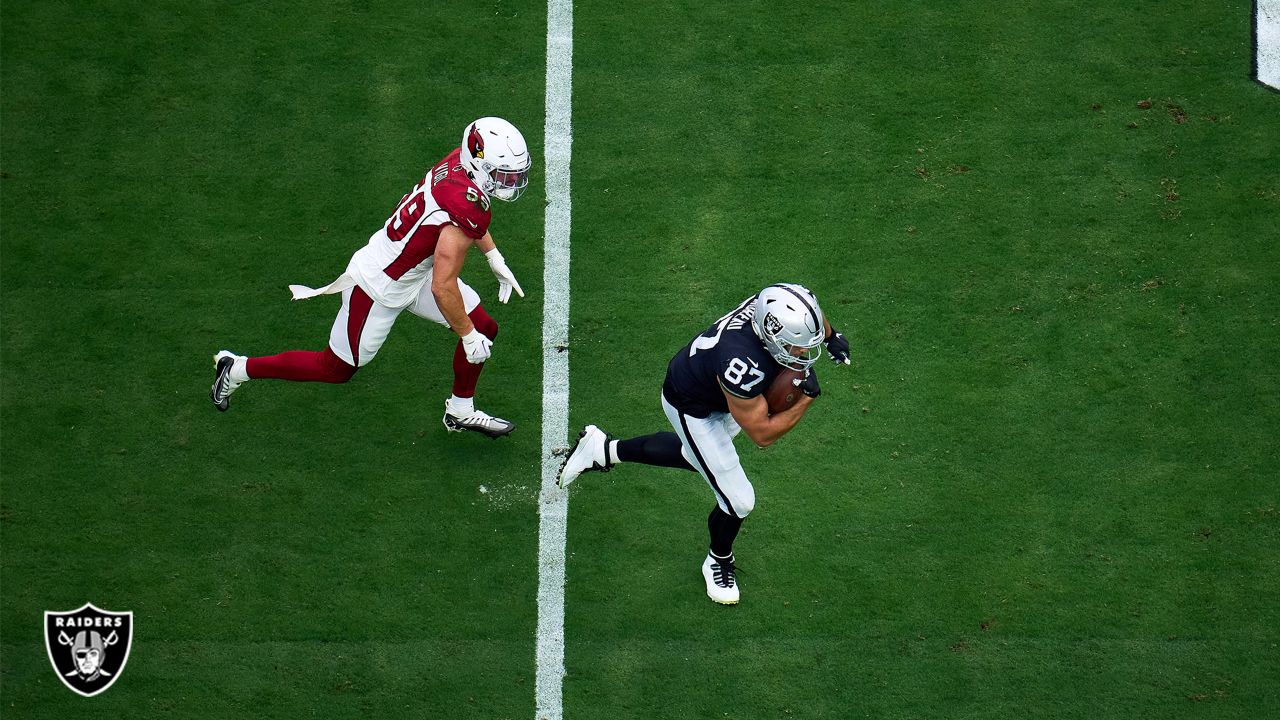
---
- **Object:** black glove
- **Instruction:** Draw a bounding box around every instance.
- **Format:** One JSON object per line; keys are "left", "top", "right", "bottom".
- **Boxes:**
{"left": 825, "top": 330, "right": 851, "bottom": 365}
{"left": 797, "top": 368, "right": 821, "bottom": 398}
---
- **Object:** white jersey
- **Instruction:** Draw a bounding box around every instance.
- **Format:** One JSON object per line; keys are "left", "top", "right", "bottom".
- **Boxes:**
{"left": 291, "top": 147, "right": 492, "bottom": 309}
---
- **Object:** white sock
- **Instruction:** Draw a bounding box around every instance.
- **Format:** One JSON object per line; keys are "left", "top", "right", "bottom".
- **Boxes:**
{"left": 449, "top": 395, "right": 475, "bottom": 414}
{"left": 607, "top": 440, "right": 621, "bottom": 465}
{"left": 230, "top": 357, "right": 250, "bottom": 382}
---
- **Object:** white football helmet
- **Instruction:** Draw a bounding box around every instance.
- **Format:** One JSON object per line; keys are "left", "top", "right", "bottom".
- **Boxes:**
{"left": 752, "top": 283, "right": 825, "bottom": 371}
{"left": 460, "top": 117, "right": 530, "bottom": 202}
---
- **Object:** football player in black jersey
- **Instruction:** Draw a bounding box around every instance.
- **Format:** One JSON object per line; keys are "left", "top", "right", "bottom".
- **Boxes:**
{"left": 558, "top": 283, "right": 851, "bottom": 604}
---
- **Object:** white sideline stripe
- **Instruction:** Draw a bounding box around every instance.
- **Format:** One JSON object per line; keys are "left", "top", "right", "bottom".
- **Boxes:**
{"left": 537, "top": 1, "right": 573, "bottom": 719}
{"left": 1259, "top": 1, "right": 1280, "bottom": 89}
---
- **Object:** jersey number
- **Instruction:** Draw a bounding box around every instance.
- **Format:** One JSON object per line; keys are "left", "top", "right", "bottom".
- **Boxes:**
{"left": 387, "top": 191, "right": 425, "bottom": 242}
{"left": 724, "top": 358, "right": 766, "bottom": 391}
{"left": 465, "top": 186, "right": 491, "bottom": 212}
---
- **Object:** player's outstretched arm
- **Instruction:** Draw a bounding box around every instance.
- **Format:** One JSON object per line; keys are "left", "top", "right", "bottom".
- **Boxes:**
{"left": 435, "top": 225, "right": 494, "bottom": 364}
{"left": 433, "top": 225, "right": 477, "bottom": 337}
{"left": 722, "top": 384, "right": 813, "bottom": 448}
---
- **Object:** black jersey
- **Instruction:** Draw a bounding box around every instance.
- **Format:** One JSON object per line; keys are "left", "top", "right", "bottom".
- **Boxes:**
{"left": 662, "top": 296, "right": 783, "bottom": 418}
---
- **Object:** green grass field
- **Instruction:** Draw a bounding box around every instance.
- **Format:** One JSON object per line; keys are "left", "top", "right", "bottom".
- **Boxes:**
{"left": 3, "top": 1, "right": 1278, "bottom": 718}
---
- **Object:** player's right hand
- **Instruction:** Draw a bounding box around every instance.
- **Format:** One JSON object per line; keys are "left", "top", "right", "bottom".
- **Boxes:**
{"left": 798, "top": 368, "right": 821, "bottom": 398}
{"left": 485, "top": 249, "right": 525, "bottom": 304}
{"left": 825, "top": 330, "right": 851, "bottom": 365}
{"left": 461, "top": 329, "right": 493, "bottom": 364}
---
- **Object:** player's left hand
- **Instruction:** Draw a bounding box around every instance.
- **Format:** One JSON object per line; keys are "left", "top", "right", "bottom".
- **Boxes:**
{"left": 824, "top": 329, "right": 851, "bottom": 365}
{"left": 798, "top": 368, "right": 821, "bottom": 398}
{"left": 485, "top": 249, "right": 525, "bottom": 304}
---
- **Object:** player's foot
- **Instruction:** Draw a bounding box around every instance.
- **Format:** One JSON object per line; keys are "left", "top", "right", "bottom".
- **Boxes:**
{"left": 210, "top": 351, "right": 246, "bottom": 412}
{"left": 557, "top": 425, "right": 612, "bottom": 488}
{"left": 442, "top": 400, "right": 515, "bottom": 438}
{"left": 702, "top": 553, "right": 740, "bottom": 605}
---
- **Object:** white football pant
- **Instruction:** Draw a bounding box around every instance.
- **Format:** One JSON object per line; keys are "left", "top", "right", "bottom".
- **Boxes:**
{"left": 328, "top": 272, "right": 480, "bottom": 367}
{"left": 661, "top": 393, "right": 754, "bottom": 519}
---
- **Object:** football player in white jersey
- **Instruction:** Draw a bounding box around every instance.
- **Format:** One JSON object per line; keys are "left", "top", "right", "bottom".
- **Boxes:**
{"left": 210, "top": 118, "right": 531, "bottom": 438}
{"left": 558, "top": 283, "right": 852, "bottom": 604}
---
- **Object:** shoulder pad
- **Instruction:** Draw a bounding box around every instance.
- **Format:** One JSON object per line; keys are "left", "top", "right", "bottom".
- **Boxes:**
{"left": 432, "top": 178, "right": 491, "bottom": 239}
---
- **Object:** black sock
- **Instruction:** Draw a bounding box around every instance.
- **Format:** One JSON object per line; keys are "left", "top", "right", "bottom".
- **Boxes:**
{"left": 616, "top": 432, "right": 696, "bottom": 471}
{"left": 707, "top": 506, "right": 743, "bottom": 559}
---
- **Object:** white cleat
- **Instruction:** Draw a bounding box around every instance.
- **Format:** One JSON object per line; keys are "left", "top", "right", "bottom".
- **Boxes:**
{"left": 210, "top": 350, "right": 246, "bottom": 412}
{"left": 557, "top": 425, "right": 612, "bottom": 488}
{"left": 702, "top": 553, "right": 740, "bottom": 605}
{"left": 442, "top": 400, "right": 515, "bottom": 438}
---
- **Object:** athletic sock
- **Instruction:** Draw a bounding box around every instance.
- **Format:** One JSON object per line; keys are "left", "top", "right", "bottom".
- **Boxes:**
{"left": 450, "top": 340, "right": 484, "bottom": 398}
{"left": 449, "top": 395, "right": 475, "bottom": 415}
{"left": 230, "top": 357, "right": 250, "bottom": 383}
{"left": 707, "top": 506, "right": 744, "bottom": 559}
{"left": 245, "top": 349, "right": 356, "bottom": 383}
{"left": 451, "top": 306, "right": 498, "bottom": 398}
{"left": 607, "top": 440, "right": 621, "bottom": 466}
{"left": 616, "top": 432, "right": 696, "bottom": 471}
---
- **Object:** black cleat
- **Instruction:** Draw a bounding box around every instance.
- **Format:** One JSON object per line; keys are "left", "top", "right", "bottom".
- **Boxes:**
{"left": 210, "top": 351, "right": 244, "bottom": 412}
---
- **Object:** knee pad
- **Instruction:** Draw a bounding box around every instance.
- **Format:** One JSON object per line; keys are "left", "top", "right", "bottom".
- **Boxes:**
{"left": 731, "top": 486, "right": 756, "bottom": 518}
{"left": 468, "top": 306, "right": 498, "bottom": 340}
{"left": 320, "top": 348, "right": 358, "bottom": 383}
{"left": 716, "top": 461, "right": 754, "bottom": 517}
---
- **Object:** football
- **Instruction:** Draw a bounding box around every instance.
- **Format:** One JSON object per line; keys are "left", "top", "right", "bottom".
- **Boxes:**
{"left": 764, "top": 368, "right": 807, "bottom": 414}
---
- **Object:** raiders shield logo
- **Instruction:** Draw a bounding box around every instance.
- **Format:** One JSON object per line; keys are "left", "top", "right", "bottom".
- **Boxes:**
{"left": 44, "top": 603, "right": 133, "bottom": 697}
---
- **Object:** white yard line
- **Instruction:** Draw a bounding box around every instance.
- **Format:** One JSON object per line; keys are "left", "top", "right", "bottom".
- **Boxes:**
{"left": 537, "top": 1, "right": 573, "bottom": 719}
{"left": 1258, "top": 1, "right": 1280, "bottom": 89}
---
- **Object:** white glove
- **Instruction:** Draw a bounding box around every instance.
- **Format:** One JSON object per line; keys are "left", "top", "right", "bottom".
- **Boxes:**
{"left": 485, "top": 248, "right": 525, "bottom": 304}
{"left": 461, "top": 329, "right": 492, "bottom": 364}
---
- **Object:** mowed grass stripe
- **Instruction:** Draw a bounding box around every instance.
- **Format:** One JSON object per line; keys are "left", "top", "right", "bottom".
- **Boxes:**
{"left": 561, "top": 0, "right": 1278, "bottom": 718}
{"left": 3, "top": 1, "right": 548, "bottom": 718}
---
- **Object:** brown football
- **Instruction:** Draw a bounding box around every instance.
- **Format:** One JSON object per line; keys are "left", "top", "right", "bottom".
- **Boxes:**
{"left": 764, "top": 368, "right": 807, "bottom": 414}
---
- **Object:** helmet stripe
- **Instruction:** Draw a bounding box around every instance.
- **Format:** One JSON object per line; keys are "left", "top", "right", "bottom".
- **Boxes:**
{"left": 772, "top": 284, "right": 821, "bottom": 336}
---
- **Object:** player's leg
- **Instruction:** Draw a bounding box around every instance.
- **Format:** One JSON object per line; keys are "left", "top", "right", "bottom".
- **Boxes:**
{"left": 614, "top": 432, "right": 696, "bottom": 470}
{"left": 210, "top": 287, "right": 395, "bottom": 411}
{"left": 448, "top": 304, "right": 498, "bottom": 406}
{"left": 408, "top": 276, "right": 513, "bottom": 438}
{"left": 661, "top": 394, "right": 754, "bottom": 604}
{"left": 558, "top": 424, "right": 697, "bottom": 488}
{"left": 721, "top": 413, "right": 743, "bottom": 439}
